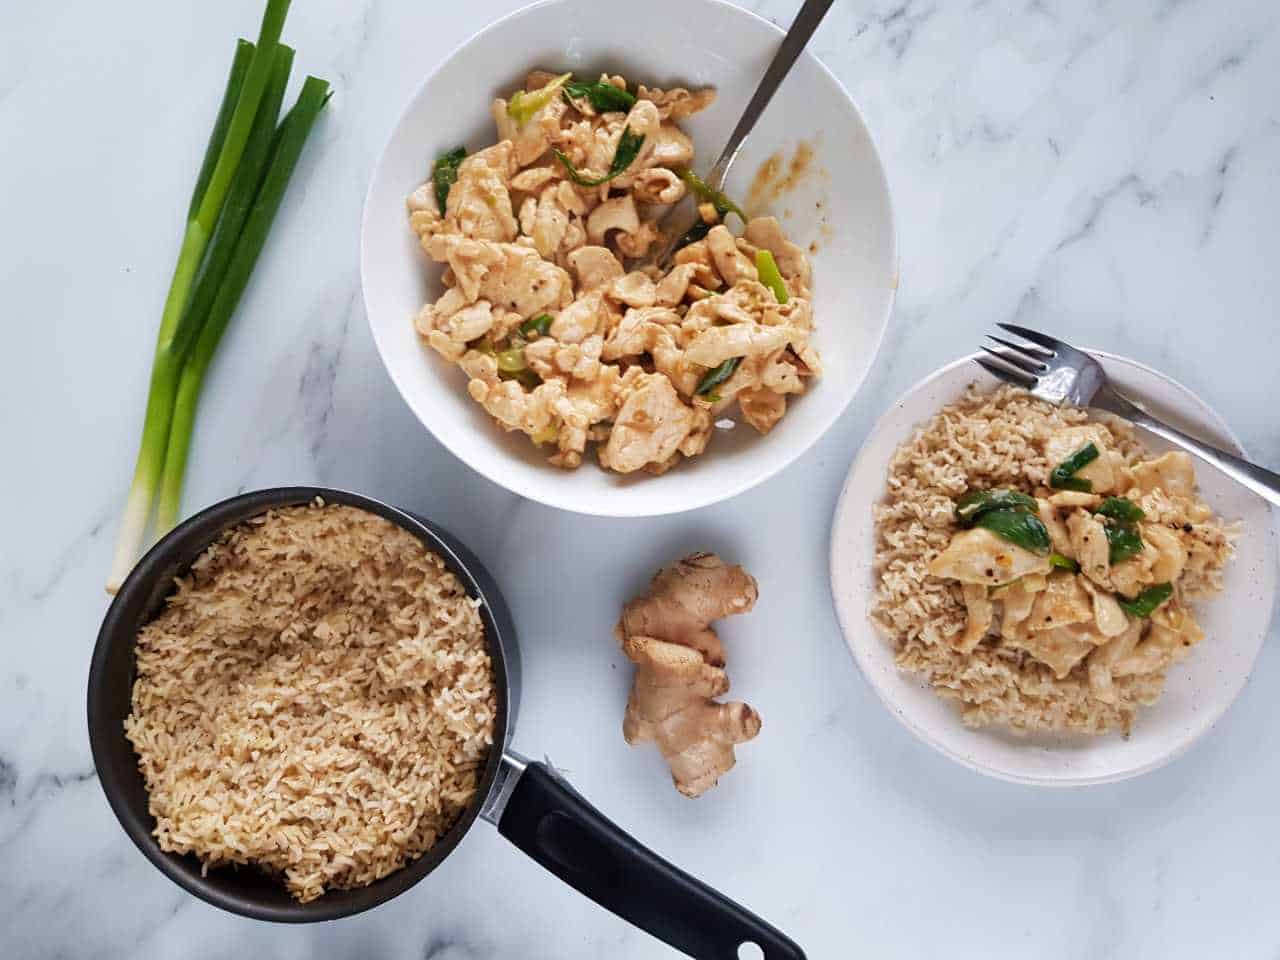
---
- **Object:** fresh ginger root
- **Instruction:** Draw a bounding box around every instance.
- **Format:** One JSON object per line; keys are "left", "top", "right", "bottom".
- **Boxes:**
{"left": 615, "top": 552, "right": 761, "bottom": 798}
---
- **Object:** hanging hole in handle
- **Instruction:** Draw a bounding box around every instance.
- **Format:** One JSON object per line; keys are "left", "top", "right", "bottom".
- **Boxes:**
{"left": 738, "top": 942, "right": 765, "bottom": 960}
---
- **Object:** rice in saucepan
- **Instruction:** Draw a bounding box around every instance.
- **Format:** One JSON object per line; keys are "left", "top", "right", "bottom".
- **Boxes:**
{"left": 871, "top": 385, "right": 1236, "bottom": 734}
{"left": 125, "top": 502, "right": 496, "bottom": 902}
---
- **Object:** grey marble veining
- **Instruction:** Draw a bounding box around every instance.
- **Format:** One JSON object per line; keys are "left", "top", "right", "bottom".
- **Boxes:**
{"left": 3, "top": 0, "right": 1280, "bottom": 956}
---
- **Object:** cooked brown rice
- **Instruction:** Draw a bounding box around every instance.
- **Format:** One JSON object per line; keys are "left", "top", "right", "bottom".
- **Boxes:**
{"left": 870, "top": 385, "right": 1235, "bottom": 735}
{"left": 125, "top": 501, "right": 496, "bottom": 902}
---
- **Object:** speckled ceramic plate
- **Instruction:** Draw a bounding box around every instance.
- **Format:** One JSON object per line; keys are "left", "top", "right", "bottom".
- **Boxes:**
{"left": 829, "top": 351, "right": 1277, "bottom": 786}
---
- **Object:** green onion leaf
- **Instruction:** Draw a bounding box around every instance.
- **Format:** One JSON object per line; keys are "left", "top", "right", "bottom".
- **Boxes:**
{"left": 154, "top": 75, "right": 331, "bottom": 535}
{"left": 520, "top": 313, "right": 554, "bottom": 338}
{"left": 678, "top": 168, "right": 747, "bottom": 222}
{"left": 496, "top": 346, "right": 527, "bottom": 374}
{"left": 754, "top": 249, "right": 789, "bottom": 304}
{"left": 188, "top": 40, "right": 255, "bottom": 219}
{"left": 531, "top": 422, "right": 560, "bottom": 446}
{"left": 501, "top": 368, "right": 542, "bottom": 390}
{"left": 1049, "top": 442, "right": 1099, "bottom": 491}
{"left": 955, "top": 489, "right": 1040, "bottom": 526}
{"left": 1049, "top": 552, "right": 1080, "bottom": 572}
{"left": 508, "top": 72, "right": 572, "bottom": 126}
{"left": 1104, "top": 522, "right": 1145, "bottom": 564}
{"left": 696, "top": 357, "right": 741, "bottom": 396}
{"left": 1117, "top": 583, "right": 1174, "bottom": 618}
{"left": 170, "top": 44, "right": 295, "bottom": 366}
{"left": 556, "top": 126, "right": 645, "bottom": 187}
{"left": 671, "top": 219, "right": 712, "bottom": 253}
{"left": 1095, "top": 496, "right": 1146, "bottom": 522}
{"left": 192, "top": 0, "right": 292, "bottom": 236}
{"left": 563, "top": 79, "right": 636, "bottom": 113}
{"left": 974, "top": 508, "right": 1052, "bottom": 555}
{"left": 432, "top": 145, "right": 467, "bottom": 215}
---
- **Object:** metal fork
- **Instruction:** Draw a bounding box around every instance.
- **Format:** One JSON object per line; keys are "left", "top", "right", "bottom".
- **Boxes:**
{"left": 644, "top": 0, "right": 837, "bottom": 269}
{"left": 978, "top": 323, "right": 1280, "bottom": 507}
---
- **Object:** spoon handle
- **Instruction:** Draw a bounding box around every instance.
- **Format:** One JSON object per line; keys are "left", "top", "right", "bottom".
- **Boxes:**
{"left": 707, "top": 0, "right": 838, "bottom": 188}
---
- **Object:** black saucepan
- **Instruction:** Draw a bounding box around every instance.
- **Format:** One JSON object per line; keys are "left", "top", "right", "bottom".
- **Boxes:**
{"left": 88, "top": 487, "right": 805, "bottom": 959}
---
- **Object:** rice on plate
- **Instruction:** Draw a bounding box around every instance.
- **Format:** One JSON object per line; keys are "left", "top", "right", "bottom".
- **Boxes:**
{"left": 871, "top": 385, "right": 1237, "bottom": 736}
{"left": 125, "top": 502, "right": 496, "bottom": 903}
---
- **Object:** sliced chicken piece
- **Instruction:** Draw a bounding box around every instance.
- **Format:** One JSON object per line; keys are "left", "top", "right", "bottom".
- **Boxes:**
{"left": 1067, "top": 510, "right": 1110, "bottom": 586}
{"left": 566, "top": 245, "right": 625, "bottom": 292}
{"left": 705, "top": 225, "right": 758, "bottom": 285}
{"left": 743, "top": 216, "right": 812, "bottom": 296}
{"left": 549, "top": 291, "right": 608, "bottom": 344}
{"left": 510, "top": 165, "right": 557, "bottom": 194}
{"left": 1045, "top": 425, "right": 1121, "bottom": 494}
{"left": 598, "top": 373, "right": 695, "bottom": 474}
{"left": 491, "top": 92, "right": 568, "bottom": 167}
{"left": 654, "top": 263, "right": 700, "bottom": 306}
{"left": 950, "top": 583, "right": 993, "bottom": 653}
{"left": 424, "top": 235, "right": 574, "bottom": 317}
{"left": 1086, "top": 620, "right": 1143, "bottom": 703}
{"left": 1079, "top": 578, "right": 1130, "bottom": 638}
{"left": 446, "top": 141, "right": 519, "bottom": 242}
{"left": 586, "top": 195, "right": 640, "bottom": 245}
{"left": 1036, "top": 499, "right": 1073, "bottom": 555}
{"left": 630, "top": 168, "right": 685, "bottom": 204}
{"left": 1131, "top": 451, "right": 1197, "bottom": 498}
{"left": 615, "top": 220, "right": 661, "bottom": 259}
{"left": 635, "top": 84, "right": 718, "bottom": 121}
{"left": 684, "top": 324, "right": 796, "bottom": 369}
{"left": 523, "top": 335, "right": 603, "bottom": 382}
{"left": 1142, "top": 523, "right": 1188, "bottom": 583}
{"left": 602, "top": 307, "right": 697, "bottom": 395}
{"left": 646, "top": 123, "right": 695, "bottom": 167}
{"left": 994, "top": 574, "right": 1048, "bottom": 641}
{"left": 737, "top": 388, "right": 787, "bottom": 435}
{"left": 1109, "top": 546, "right": 1156, "bottom": 598}
{"left": 609, "top": 272, "right": 658, "bottom": 308}
{"left": 1027, "top": 572, "right": 1094, "bottom": 633}
{"left": 1112, "top": 602, "right": 1203, "bottom": 676}
{"left": 927, "top": 528, "right": 1053, "bottom": 586}
{"left": 1047, "top": 491, "right": 1102, "bottom": 509}
{"left": 1007, "top": 623, "right": 1100, "bottom": 679}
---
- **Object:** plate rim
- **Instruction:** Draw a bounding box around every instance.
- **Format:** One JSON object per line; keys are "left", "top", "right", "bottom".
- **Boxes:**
{"left": 358, "top": 0, "right": 899, "bottom": 518}
{"left": 828, "top": 349, "right": 1277, "bottom": 787}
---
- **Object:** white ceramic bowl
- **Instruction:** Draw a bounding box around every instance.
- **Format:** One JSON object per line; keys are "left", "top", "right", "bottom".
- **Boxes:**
{"left": 829, "top": 353, "right": 1277, "bottom": 786}
{"left": 361, "top": 0, "right": 896, "bottom": 516}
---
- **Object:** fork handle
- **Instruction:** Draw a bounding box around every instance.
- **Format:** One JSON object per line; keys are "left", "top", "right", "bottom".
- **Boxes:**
{"left": 1093, "top": 383, "right": 1280, "bottom": 508}
{"left": 706, "top": 0, "right": 838, "bottom": 186}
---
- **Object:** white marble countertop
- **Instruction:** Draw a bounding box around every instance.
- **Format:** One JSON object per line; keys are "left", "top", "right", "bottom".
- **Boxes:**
{"left": 4, "top": 0, "right": 1280, "bottom": 956}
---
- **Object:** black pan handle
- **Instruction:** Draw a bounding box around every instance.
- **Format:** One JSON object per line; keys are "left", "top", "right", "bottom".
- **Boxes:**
{"left": 496, "top": 760, "right": 806, "bottom": 960}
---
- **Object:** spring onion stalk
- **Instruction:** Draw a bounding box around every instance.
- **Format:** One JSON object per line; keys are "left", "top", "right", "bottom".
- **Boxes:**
{"left": 107, "top": 40, "right": 251, "bottom": 592}
{"left": 107, "top": 0, "right": 294, "bottom": 593}
{"left": 170, "top": 45, "right": 295, "bottom": 365}
{"left": 155, "top": 77, "right": 332, "bottom": 533}
{"left": 754, "top": 249, "right": 789, "bottom": 303}
{"left": 189, "top": 41, "right": 255, "bottom": 220}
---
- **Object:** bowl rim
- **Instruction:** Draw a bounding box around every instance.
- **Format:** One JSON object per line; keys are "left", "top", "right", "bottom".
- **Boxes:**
{"left": 358, "top": 0, "right": 898, "bottom": 518}
{"left": 86, "top": 486, "right": 514, "bottom": 921}
{"left": 828, "top": 349, "right": 1275, "bottom": 788}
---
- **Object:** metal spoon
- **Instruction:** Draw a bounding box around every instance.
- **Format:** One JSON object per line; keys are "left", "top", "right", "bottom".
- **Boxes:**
{"left": 649, "top": 0, "right": 838, "bottom": 267}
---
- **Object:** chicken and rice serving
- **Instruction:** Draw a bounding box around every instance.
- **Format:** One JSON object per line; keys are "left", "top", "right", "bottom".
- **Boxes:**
{"left": 871, "top": 385, "right": 1237, "bottom": 735}
{"left": 406, "top": 70, "right": 819, "bottom": 474}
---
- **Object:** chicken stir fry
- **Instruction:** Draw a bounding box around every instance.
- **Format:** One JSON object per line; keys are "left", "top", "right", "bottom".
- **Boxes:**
{"left": 928, "top": 425, "right": 1232, "bottom": 706}
{"left": 406, "top": 71, "right": 819, "bottom": 473}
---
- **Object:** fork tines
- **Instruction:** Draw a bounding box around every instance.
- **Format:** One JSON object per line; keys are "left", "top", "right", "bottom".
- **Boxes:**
{"left": 977, "top": 324, "right": 1058, "bottom": 388}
